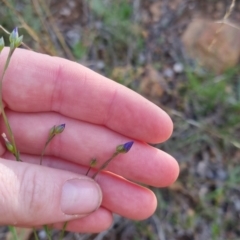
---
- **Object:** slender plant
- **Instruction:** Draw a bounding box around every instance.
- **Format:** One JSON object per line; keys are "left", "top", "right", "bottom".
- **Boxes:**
{"left": 40, "top": 124, "right": 65, "bottom": 165}
{"left": 0, "top": 28, "right": 23, "bottom": 240}
{"left": 60, "top": 141, "right": 134, "bottom": 239}
{"left": 0, "top": 28, "right": 134, "bottom": 240}
{"left": 0, "top": 28, "right": 22, "bottom": 161}
{"left": 88, "top": 141, "right": 134, "bottom": 179}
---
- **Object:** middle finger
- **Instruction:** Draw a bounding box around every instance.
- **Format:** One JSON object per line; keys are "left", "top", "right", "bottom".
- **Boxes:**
{"left": 1, "top": 110, "right": 179, "bottom": 187}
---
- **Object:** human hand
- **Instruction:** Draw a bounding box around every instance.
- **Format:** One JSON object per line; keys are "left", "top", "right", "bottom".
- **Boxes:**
{"left": 0, "top": 48, "right": 179, "bottom": 232}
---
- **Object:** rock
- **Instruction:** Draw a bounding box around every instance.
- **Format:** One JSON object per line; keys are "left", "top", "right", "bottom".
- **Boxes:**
{"left": 149, "top": 2, "right": 162, "bottom": 22}
{"left": 182, "top": 18, "right": 240, "bottom": 73}
{"left": 163, "top": 67, "right": 174, "bottom": 79}
{"left": 173, "top": 62, "right": 184, "bottom": 73}
{"left": 140, "top": 65, "right": 165, "bottom": 97}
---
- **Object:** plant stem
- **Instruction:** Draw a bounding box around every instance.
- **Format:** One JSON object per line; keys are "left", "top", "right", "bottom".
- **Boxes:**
{"left": 40, "top": 135, "right": 55, "bottom": 165}
{"left": 59, "top": 221, "right": 68, "bottom": 240}
{"left": 0, "top": 47, "right": 20, "bottom": 161}
{"left": 33, "top": 228, "right": 40, "bottom": 240}
{"left": 43, "top": 225, "right": 52, "bottom": 240}
{"left": 86, "top": 166, "right": 91, "bottom": 176}
{"left": 8, "top": 226, "right": 18, "bottom": 240}
{"left": 92, "top": 152, "right": 119, "bottom": 179}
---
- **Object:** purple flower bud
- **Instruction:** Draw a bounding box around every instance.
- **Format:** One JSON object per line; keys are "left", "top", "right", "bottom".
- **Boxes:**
{"left": 55, "top": 124, "right": 65, "bottom": 134}
{"left": 9, "top": 27, "right": 23, "bottom": 48}
{"left": 116, "top": 141, "right": 134, "bottom": 153}
{"left": 13, "top": 27, "right": 18, "bottom": 38}
{"left": 9, "top": 27, "right": 19, "bottom": 43}
{"left": 49, "top": 124, "right": 65, "bottom": 138}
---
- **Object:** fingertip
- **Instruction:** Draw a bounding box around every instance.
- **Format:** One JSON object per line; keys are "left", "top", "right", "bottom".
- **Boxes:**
{"left": 93, "top": 208, "right": 113, "bottom": 231}
{"left": 141, "top": 103, "right": 173, "bottom": 144}
{"left": 134, "top": 147, "right": 179, "bottom": 188}
{"left": 134, "top": 188, "right": 157, "bottom": 221}
{"left": 154, "top": 109, "right": 173, "bottom": 143}
{"left": 139, "top": 103, "right": 174, "bottom": 144}
{"left": 163, "top": 155, "right": 179, "bottom": 186}
{"left": 158, "top": 155, "right": 179, "bottom": 187}
{"left": 62, "top": 208, "right": 113, "bottom": 233}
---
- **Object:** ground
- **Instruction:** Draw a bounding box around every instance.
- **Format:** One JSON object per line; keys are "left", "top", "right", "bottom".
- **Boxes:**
{"left": 1, "top": 0, "right": 240, "bottom": 239}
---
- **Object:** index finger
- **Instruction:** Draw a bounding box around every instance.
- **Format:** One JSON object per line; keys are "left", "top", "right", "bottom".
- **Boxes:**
{"left": 0, "top": 48, "right": 173, "bottom": 143}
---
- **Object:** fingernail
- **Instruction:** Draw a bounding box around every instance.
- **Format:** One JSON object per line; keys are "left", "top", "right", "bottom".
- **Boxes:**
{"left": 61, "top": 178, "right": 102, "bottom": 215}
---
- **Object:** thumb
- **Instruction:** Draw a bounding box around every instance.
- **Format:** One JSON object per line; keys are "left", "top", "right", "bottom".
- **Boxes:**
{"left": 0, "top": 158, "right": 102, "bottom": 226}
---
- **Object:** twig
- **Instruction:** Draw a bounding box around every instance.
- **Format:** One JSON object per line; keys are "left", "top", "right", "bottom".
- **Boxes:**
{"left": 38, "top": 0, "right": 76, "bottom": 60}
{"left": 2, "top": 0, "right": 55, "bottom": 55}
{"left": 167, "top": 108, "right": 240, "bottom": 149}
{"left": 214, "top": 20, "right": 240, "bottom": 31}
{"left": 208, "top": 0, "right": 236, "bottom": 51}
{"left": 32, "top": 0, "right": 57, "bottom": 55}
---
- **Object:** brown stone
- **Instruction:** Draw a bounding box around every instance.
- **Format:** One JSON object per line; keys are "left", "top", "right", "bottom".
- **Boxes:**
{"left": 149, "top": 2, "right": 163, "bottom": 22}
{"left": 182, "top": 18, "right": 240, "bottom": 73}
{"left": 139, "top": 65, "right": 171, "bottom": 104}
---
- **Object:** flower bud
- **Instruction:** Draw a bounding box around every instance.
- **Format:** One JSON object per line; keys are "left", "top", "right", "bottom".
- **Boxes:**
{"left": 90, "top": 158, "right": 97, "bottom": 167}
{"left": 14, "top": 35, "right": 23, "bottom": 48}
{"left": 9, "top": 28, "right": 23, "bottom": 48}
{"left": 49, "top": 125, "right": 56, "bottom": 138}
{"left": 0, "top": 37, "right": 4, "bottom": 53}
{"left": 5, "top": 141, "right": 15, "bottom": 154}
{"left": 9, "top": 28, "right": 18, "bottom": 43}
{"left": 48, "top": 124, "right": 65, "bottom": 139}
{"left": 2, "top": 133, "right": 15, "bottom": 154}
{"left": 55, "top": 124, "right": 65, "bottom": 134}
{"left": 116, "top": 141, "right": 134, "bottom": 153}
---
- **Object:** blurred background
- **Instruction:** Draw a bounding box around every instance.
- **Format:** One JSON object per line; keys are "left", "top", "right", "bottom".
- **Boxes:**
{"left": 1, "top": 0, "right": 240, "bottom": 239}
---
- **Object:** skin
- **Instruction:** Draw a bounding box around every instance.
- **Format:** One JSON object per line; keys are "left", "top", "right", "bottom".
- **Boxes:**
{"left": 0, "top": 48, "right": 179, "bottom": 233}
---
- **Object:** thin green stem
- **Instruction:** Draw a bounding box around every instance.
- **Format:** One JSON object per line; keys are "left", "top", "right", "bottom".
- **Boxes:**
{"left": 86, "top": 166, "right": 91, "bottom": 176}
{"left": 86, "top": 158, "right": 97, "bottom": 176}
{"left": 40, "top": 135, "right": 55, "bottom": 165}
{"left": 43, "top": 225, "right": 52, "bottom": 240}
{"left": 8, "top": 226, "right": 19, "bottom": 240}
{"left": 33, "top": 228, "right": 40, "bottom": 240}
{"left": 0, "top": 47, "right": 20, "bottom": 161}
{"left": 59, "top": 221, "right": 68, "bottom": 240}
{"left": 92, "top": 152, "right": 119, "bottom": 179}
